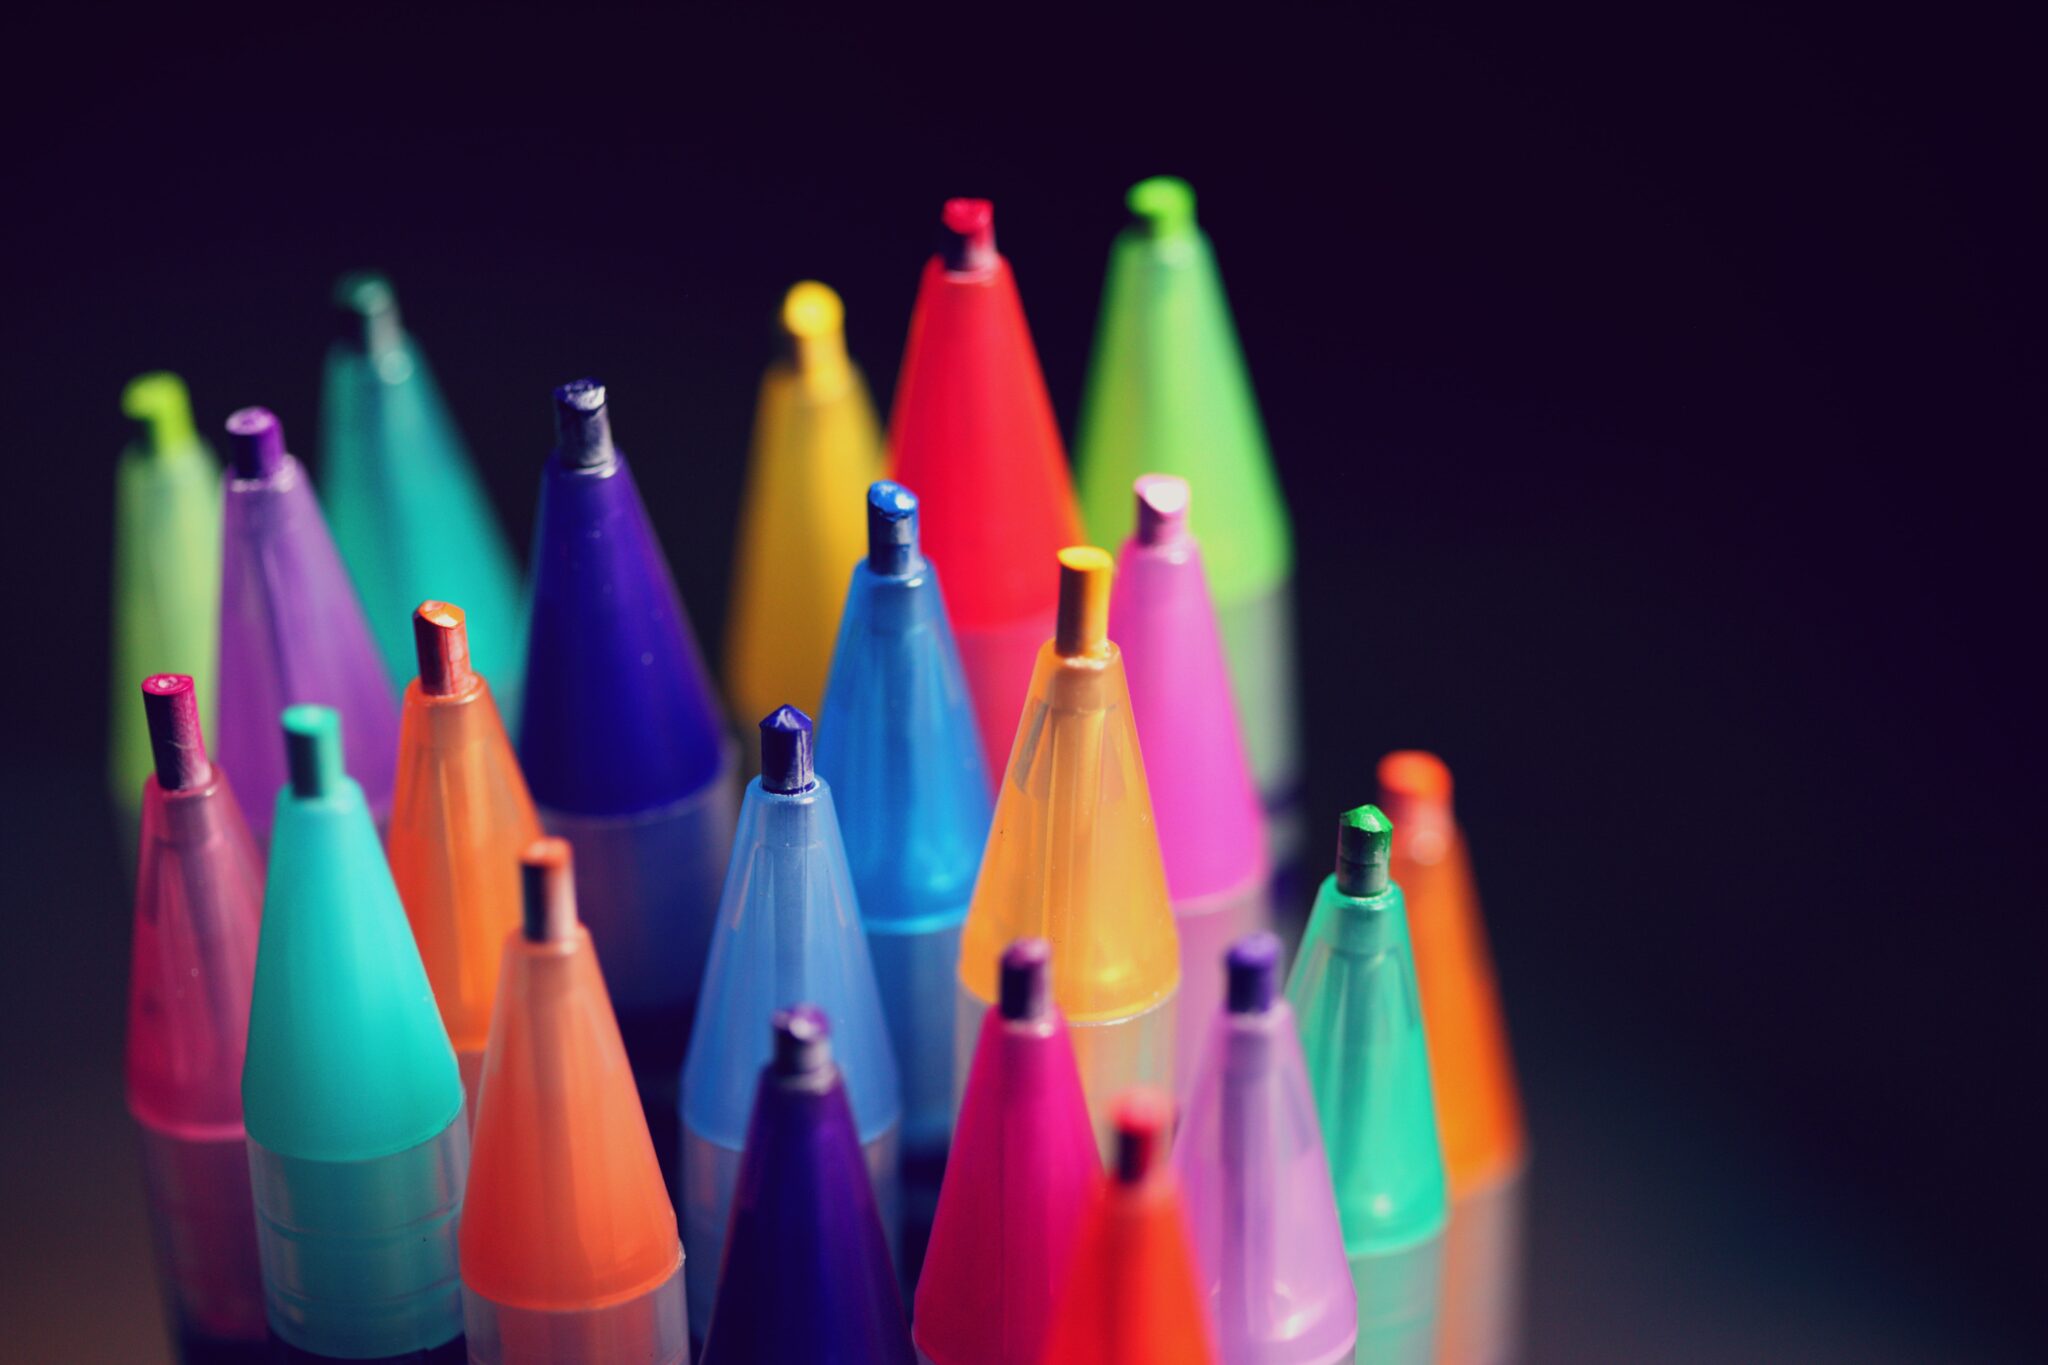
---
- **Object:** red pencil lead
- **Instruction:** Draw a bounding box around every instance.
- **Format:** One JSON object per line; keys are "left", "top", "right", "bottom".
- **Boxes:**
{"left": 940, "top": 197, "right": 997, "bottom": 273}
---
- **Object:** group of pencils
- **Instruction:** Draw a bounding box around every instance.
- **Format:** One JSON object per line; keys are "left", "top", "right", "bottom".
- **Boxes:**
{"left": 114, "top": 180, "right": 1527, "bottom": 1365}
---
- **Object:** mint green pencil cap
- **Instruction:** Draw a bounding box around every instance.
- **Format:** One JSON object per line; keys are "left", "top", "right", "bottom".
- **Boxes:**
{"left": 1075, "top": 177, "right": 1293, "bottom": 606}
{"left": 242, "top": 705, "right": 463, "bottom": 1160}
{"left": 1286, "top": 805, "right": 1450, "bottom": 1254}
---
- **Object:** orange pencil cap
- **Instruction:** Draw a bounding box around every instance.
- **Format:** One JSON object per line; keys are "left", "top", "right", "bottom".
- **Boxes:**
{"left": 388, "top": 602, "right": 542, "bottom": 1118}
{"left": 1377, "top": 753, "right": 1525, "bottom": 1192}
{"left": 1038, "top": 1091, "right": 1217, "bottom": 1365}
{"left": 459, "top": 839, "right": 688, "bottom": 1360}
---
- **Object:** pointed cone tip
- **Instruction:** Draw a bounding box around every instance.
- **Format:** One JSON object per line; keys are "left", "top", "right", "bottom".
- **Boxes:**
{"left": 519, "top": 837, "right": 578, "bottom": 942}
{"left": 1335, "top": 804, "right": 1393, "bottom": 896}
{"left": 552, "top": 379, "right": 615, "bottom": 469}
{"left": 121, "top": 372, "right": 197, "bottom": 454}
{"left": 281, "top": 705, "right": 345, "bottom": 799}
{"left": 781, "top": 281, "right": 843, "bottom": 338}
{"left": 1128, "top": 176, "right": 1197, "bottom": 238}
{"left": 939, "top": 198, "right": 997, "bottom": 272}
{"left": 759, "top": 705, "right": 816, "bottom": 794}
{"left": 412, "top": 601, "right": 476, "bottom": 697}
{"left": 224, "top": 406, "right": 287, "bottom": 479}
{"left": 998, "top": 938, "right": 1054, "bottom": 1021}
{"left": 771, "top": 1005, "right": 833, "bottom": 1079}
{"left": 1226, "top": 932, "right": 1283, "bottom": 1014}
{"left": 1378, "top": 750, "right": 1453, "bottom": 802}
{"left": 1054, "top": 546, "right": 1115, "bottom": 656}
{"left": 866, "top": 480, "right": 920, "bottom": 574}
{"left": 1113, "top": 1089, "right": 1175, "bottom": 1185}
{"left": 1133, "top": 474, "right": 1191, "bottom": 548}
{"left": 140, "top": 674, "right": 211, "bottom": 791}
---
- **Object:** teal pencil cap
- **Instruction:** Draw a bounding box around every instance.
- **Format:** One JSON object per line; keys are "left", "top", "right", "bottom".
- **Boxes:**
{"left": 320, "top": 272, "right": 526, "bottom": 718}
{"left": 1285, "top": 804, "right": 1450, "bottom": 1254}
{"left": 242, "top": 705, "right": 463, "bottom": 1160}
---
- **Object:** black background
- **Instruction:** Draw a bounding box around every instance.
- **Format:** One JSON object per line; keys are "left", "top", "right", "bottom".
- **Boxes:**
{"left": 2, "top": 5, "right": 2039, "bottom": 1361}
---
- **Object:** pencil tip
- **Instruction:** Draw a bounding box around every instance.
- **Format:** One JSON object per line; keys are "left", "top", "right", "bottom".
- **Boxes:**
{"left": 1112, "top": 1089, "right": 1175, "bottom": 1186}
{"left": 552, "top": 379, "right": 615, "bottom": 470}
{"left": 759, "top": 705, "right": 816, "bottom": 795}
{"left": 281, "top": 706, "right": 345, "bottom": 800}
{"left": 120, "top": 372, "right": 197, "bottom": 456}
{"left": 771, "top": 1005, "right": 833, "bottom": 1080}
{"left": 1127, "top": 176, "right": 1198, "bottom": 239}
{"left": 412, "top": 601, "right": 476, "bottom": 697}
{"left": 519, "top": 837, "right": 578, "bottom": 942}
{"left": 865, "top": 481, "right": 920, "bottom": 575}
{"left": 1054, "top": 546, "right": 1115, "bottom": 657}
{"left": 1335, "top": 805, "right": 1393, "bottom": 897}
{"left": 140, "top": 674, "right": 211, "bottom": 791}
{"left": 333, "top": 271, "right": 404, "bottom": 358}
{"left": 1133, "top": 474, "right": 1191, "bottom": 548}
{"left": 1226, "top": 932, "right": 1283, "bottom": 1014}
{"left": 939, "top": 197, "right": 997, "bottom": 273}
{"left": 224, "top": 407, "right": 287, "bottom": 480}
{"left": 998, "top": 938, "right": 1053, "bottom": 1022}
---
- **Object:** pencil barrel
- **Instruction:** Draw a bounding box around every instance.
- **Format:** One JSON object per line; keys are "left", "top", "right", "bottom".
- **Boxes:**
{"left": 1171, "top": 875, "right": 1274, "bottom": 1093}
{"left": 137, "top": 1123, "right": 267, "bottom": 1347}
{"left": 955, "top": 985, "right": 1175, "bottom": 1159}
{"left": 1213, "top": 580, "right": 1303, "bottom": 868}
{"left": 247, "top": 1119, "right": 469, "bottom": 1358}
{"left": 535, "top": 747, "right": 736, "bottom": 1075}
{"left": 1439, "top": 1169, "right": 1527, "bottom": 1365}
{"left": 463, "top": 1257, "right": 688, "bottom": 1365}
{"left": 867, "top": 914, "right": 966, "bottom": 1161}
{"left": 954, "top": 610, "right": 1057, "bottom": 780}
{"left": 1349, "top": 1233, "right": 1446, "bottom": 1365}
{"left": 680, "top": 1121, "right": 900, "bottom": 1337}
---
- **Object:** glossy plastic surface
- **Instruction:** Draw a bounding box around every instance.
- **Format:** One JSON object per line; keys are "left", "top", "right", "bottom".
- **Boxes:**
{"left": 1175, "top": 991, "right": 1357, "bottom": 1362}
{"left": 110, "top": 373, "right": 221, "bottom": 820}
{"left": 518, "top": 420, "right": 727, "bottom": 815}
{"left": 818, "top": 501, "right": 992, "bottom": 1159}
{"left": 460, "top": 922, "right": 684, "bottom": 1360}
{"left": 320, "top": 274, "right": 526, "bottom": 716}
{"left": 887, "top": 204, "right": 1082, "bottom": 771}
{"left": 128, "top": 752, "right": 266, "bottom": 1347}
{"left": 1110, "top": 478, "right": 1272, "bottom": 1082}
{"left": 389, "top": 673, "right": 539, "bottom": 1116}
{"left": 913, "top": 987, "right": 1097, "bottom": 1365}
{"left": 1074, "top": 178, "right": 1299, "bottom": 838}
{"left": 681, "top": 767, "right": 902, "bottom": 1326}
{"left": 1379, "top": 754, "right": 1525, "bottom": 1194}
{"left": 217, "top": 451, "right": 398, "bottom": 835}
{"left": 725, "top": 281, "right": 885, "bottom": 725}
{"left": 248, "top": 1121, "right": 468, "bottom": 1358}
{"left": 957, "top": 623, "right": 1180, "bottom": 1135}
{"left": 1214, "top": 583, "right": 1304, "bottom": 868}
{"left": 1379, "top": 753, "right": 1525, "bottom": 1365}
{"left": 698, "top": 1048, "right": 912, "bottom": 1363}
{"left": 243, "top": 713, "right": 464, "bottom": 1161}
{"left": 1037, "top": 1112, "right": 1216, "bottom": 1365}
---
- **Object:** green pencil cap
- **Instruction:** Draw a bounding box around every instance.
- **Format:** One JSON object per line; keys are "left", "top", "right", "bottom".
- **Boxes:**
{"left": 121, "top": 371, "right": 199, "bottom": 457}
{"left": 1335, "top": 804, "right": 1393, "bottom": 897}
{"left": 1128, "top": 175, "right": 1198, "bottom": 240}
{"left": 243, "top": 705, "right": 463, "bottom": 1160}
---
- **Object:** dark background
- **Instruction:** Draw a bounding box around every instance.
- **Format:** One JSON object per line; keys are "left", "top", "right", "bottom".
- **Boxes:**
{"left": 2, "top": 6, "right": 2038, "bottom": 1361}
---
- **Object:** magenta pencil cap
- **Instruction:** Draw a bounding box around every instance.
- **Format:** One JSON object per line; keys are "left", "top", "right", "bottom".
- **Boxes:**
{"left": 1175, "top": 932, "right": 1358, "bottom": 1363}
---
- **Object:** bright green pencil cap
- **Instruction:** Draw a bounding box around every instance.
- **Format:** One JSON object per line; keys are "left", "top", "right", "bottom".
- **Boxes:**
{"left": 1285, "top": 804, "right": 1450, "bottom": 1254}
{"left": 109, "top": 372, "right": 221, "bottom": 819}
{"left": 242, "top": 706, "right": 463, "bottom": 1160}
{"left": 1075, "top": 176, "right": 1293, "bottom": 605}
